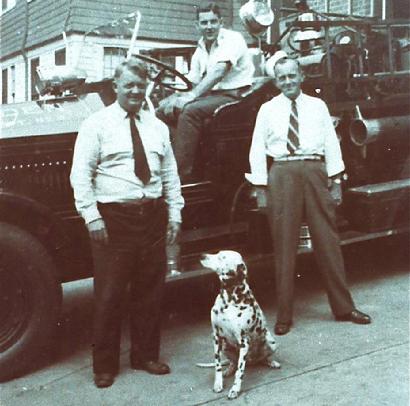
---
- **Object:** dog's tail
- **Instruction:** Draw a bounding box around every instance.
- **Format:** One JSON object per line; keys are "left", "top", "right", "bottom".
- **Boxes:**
{"left": 195, "top": 359, "right": 230, "bottom": 368}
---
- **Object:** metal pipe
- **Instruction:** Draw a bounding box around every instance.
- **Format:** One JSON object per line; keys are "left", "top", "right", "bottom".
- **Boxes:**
{"left": 127, "top": 11, "right": 141, "bottom": 60}
{"left": 350, "top": 116, "right": 410, "bottom": 146}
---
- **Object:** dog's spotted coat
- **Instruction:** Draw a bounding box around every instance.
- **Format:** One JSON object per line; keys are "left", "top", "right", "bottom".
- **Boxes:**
{"left": 201, "top": 250, "right": 281, "bottom": 399}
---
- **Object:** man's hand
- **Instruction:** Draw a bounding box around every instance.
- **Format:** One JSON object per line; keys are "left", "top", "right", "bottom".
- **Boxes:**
{"left": 158, "top": 94, "right": 178, "bottom": 117}
{"left": 87, "top": 218, "right": 108, "bottom": 244}
{"left": 158, "top": 92, "right": 196, "bottom": 118}
{"left": 167, "top": 221, "right": 181, "bottom": 244}
{"left": 329, "top": 181, "right": 343, "bottom": 206}
{"left": 250, "top": 185, "right": 268, "bottom": 209}
{"left": 172, "top": 92, "right": 196, "bottom": 111}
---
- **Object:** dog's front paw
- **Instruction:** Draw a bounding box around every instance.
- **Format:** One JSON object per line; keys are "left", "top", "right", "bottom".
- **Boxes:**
{"left": 213, "top": 380, "right": 224, "bottom": 393}
{"left": 228, "top": 388, "right": 240, "bottom": 399}
{"left": 269, "top": 360, "right": 281, "bottom": 369}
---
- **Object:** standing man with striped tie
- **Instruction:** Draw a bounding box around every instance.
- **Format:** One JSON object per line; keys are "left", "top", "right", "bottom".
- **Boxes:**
{"left": 246, "top": 57, "right": 371, "bottom": 336}
{"left": 70, "top": 57, "right": 184, "bottom": 387}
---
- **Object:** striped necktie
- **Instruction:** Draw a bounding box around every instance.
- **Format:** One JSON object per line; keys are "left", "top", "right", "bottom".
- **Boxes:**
{"left": 287, "top": 100, "right": 299, "bottom": 155}
{"left": 128, "top": 113, "right": 151, "bottom": 184}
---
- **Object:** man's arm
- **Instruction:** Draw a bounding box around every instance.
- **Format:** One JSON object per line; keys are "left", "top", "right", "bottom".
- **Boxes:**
{"left": 172, "top": 61, "right": 230, "bottom": 110}
{"left": 321, "top": 101, "right": 345, "bottom": 177}
{"left": 190, "top": 61, "right": 230, "bottom": 98}
{"left": 70, "top": 118, "right": 108, "bottom": 242}
{"left": 320, "top": 101, "right": 345, "bottom": 205}
{"left": 160, "top": 129, "right": 185, "bottom": 242}
{"left": 245, "top": 103, "right": 270, "bottom": 186}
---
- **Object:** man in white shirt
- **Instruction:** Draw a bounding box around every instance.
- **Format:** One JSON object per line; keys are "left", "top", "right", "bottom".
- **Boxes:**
{"left": 247, "top": 57, "right": 371, "bottom": 335}
{"left": 158, "top": 1, "right": 254, "bottom": 181}
{"left": 70, "top": 57, "right": 184, "bottom": 387}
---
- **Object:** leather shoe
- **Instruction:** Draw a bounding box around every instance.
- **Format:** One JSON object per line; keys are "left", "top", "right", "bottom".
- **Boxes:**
{"left": 132, "top": 360, "right": 170, "bottom": 375}
{"left": 335, "top": 309, "right": 371, "bottom": 324}
{"left": 94, "top": 373, "right": 114, "bottom": 388}
{"left": 274, "top": 322, "right": 292, "bottom": 335}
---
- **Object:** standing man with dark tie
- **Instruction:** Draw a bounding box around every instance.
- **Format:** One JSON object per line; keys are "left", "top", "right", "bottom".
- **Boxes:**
{"left": 70, "top": 57, "right": 184, "bottom": 388}
{"left": 246, "top": 57, "right": 371, "bottom": 336}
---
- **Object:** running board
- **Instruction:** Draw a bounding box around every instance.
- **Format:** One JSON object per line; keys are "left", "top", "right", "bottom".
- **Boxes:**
{"left": 166, "top": 225, "right": 409, "bottom": 282}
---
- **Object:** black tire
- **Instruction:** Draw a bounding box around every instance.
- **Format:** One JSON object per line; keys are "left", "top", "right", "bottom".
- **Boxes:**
{"left": 0, "top": 222, "right": 62, "bottom": 381}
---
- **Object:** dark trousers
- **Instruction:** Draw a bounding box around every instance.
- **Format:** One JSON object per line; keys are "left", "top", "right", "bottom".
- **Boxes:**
{"left": 91, "top": 201, "right": 167, "bottom": 374}
{"left": 266, "top": 160, "right": 354, "bottom": 323}
{"left": 173, "top": 92, "right": 238, "bottom": 180}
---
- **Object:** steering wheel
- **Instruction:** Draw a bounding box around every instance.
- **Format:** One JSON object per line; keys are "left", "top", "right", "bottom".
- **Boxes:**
{"left": 133, "top": 54, "right": 192, "bottom": 92}
{"left": 286, "top": 27, "right": 320, "bottom": 55}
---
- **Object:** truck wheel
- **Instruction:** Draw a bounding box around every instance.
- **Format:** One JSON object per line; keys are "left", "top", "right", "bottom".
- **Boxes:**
{"left": 0, "top": 222, "right": 62, "bottom": 381}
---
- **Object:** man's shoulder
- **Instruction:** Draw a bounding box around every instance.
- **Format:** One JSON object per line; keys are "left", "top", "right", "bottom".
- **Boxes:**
{"left": 85, "top": 102, "right": 116, "bottom": 120}
{"left": 80, "top": 104, "right": 115, "bottom": 128}
{"left": 219, "top": 28, "right": 246, "bottom": 42}
{"left": 261, "top": 94, "right": 283, "bottom": 109}
{"left": 300, "top": 92, "right": 327, "bottom": 107}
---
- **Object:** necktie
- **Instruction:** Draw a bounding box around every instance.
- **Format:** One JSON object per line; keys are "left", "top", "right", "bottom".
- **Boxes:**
{"left": 287, "top": 100, "right": 299, "bottom": 155}
{"left": 128, "top": 113, "right": 151, "bottom": 184}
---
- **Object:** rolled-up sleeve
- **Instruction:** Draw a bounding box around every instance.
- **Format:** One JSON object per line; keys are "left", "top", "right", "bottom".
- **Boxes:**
{"left": 160, "top": 136, "right": 184, "bottom": 223}
{"left": 320, "top": 102, "right": 345, "bottom": 177}
{"left": 245, "top": 104, "right": 269, "bottom": 186}
{"left": 70, "top": 118, "right": 101, "bottom": 224}
{"left": 215, "top": 33, "right": 244, "bottom": 67}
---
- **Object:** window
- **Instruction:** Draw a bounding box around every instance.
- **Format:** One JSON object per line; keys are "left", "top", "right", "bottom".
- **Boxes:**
{"left": 1, "top": 68, "right": 8, "bottom": 104}
{"left": 103, "top": 47, "right": 127, "bottom": 78}
{"left": 55, "top": 48, "right": 66, "bottom": 66}
{"left": 351, "top": 0, "right": 372, "bottom": 17}
{"left": 1, "top": 0, "right": 16, "bottom": 14}
{"left": 30, "top": 57, "right": 40, "bottom": 101}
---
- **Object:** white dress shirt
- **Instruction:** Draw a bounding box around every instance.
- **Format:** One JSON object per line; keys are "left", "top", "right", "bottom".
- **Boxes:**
{"left": 70, "top": 101, "right": 184, "bottom": 224}
{"left": 246, "top": 92, "right": 345, "bottom": 185}
{"left": 187, "top": 28, "right": 255, "bottom": 91}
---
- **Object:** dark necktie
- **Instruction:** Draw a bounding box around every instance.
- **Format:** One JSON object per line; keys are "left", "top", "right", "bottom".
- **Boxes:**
{"left": 128, "top": 113, "right": 151, "bottom": 184}
{"left": 287, "top": 100, "right": 300, "bottom": 155}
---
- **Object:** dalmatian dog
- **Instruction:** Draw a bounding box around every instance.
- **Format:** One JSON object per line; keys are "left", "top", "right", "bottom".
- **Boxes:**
{"left": 200, "top": 250, "right": 281, "bottom": 399}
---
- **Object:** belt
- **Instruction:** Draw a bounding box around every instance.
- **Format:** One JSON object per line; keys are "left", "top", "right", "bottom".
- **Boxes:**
{"left": 99, "top": 198, "right": 161, "bottom": 214}
{"left": 274, "top": 154, "right": 324, "bottom": 162}
{"left": 116, "top": 198, "right": 159, "bottom": 207}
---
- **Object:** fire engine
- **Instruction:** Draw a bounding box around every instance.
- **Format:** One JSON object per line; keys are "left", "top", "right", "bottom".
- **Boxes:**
{"left": 0, "top": 1, "right": 409, "bottom": 381}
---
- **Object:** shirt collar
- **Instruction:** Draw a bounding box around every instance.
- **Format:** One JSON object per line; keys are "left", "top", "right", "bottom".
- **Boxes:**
{"left": 279, "top": 91, "right": 304, "bottom": 106}
{"left": 113, "top": 101, "right": 143, "bottom": 120}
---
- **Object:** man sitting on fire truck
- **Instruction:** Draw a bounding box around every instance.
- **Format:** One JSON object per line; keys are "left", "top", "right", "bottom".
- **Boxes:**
{"left": 157, "top": 1, "right": 255, "bottom": 182}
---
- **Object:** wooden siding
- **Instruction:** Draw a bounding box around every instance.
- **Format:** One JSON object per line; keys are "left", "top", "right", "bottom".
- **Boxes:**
{"left": 1, "top": 0, "right": 232, "bottom": 60}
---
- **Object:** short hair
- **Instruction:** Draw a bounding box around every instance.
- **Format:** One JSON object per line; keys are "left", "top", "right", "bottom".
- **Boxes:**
{"left": 196, "top": 1, "right": 222, "bottom": 19}
{"left": 274, "top": 57, "right": 302, "bottom": 76}
{"left": 113, "top": 56, "right": 150, "bottom": 81}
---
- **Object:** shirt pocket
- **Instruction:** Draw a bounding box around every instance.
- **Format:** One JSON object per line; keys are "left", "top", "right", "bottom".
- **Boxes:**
{"left": 146, "top": 140, "right": 166, "bottom": 173}
{"left": 100, "top": 134, "right": 132, "bottom": 163}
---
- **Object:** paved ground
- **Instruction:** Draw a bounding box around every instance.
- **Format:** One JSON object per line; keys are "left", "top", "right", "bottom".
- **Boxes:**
{"left": 1, "top": 237, "right": 409, "bottom": 406}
